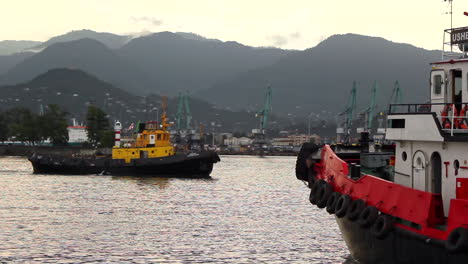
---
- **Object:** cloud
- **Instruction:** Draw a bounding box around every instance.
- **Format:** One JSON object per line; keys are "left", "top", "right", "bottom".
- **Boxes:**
{"left": 289, "top": 32, "right": 301, "bottom": 39}
{"left": 131, "top": 16, "right": 163, "bottom": 27}
{"left": 268, "top": 31, "right": 302, "bottom": 46}
{"left": 269, "top": 35, "right": 288, "bottom": 46}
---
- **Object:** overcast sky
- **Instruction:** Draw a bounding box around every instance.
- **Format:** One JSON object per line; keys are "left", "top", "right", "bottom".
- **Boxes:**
{"left": 1, "top": 0, "right": 468, "bottom": 50}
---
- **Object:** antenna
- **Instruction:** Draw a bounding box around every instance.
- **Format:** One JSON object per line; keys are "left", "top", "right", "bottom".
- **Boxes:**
{"left": 444, "top": 0, "right": 453, "bottom": 29}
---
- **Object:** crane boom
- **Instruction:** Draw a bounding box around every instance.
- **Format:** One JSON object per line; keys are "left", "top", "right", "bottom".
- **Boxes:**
{"left": 390, "top": 81, "right": 403, "bottom": 105}
{"left": 256, "top": 85, "right": 272, "bottom": 132}
{"left": 175, "top": 92, "right": 184, "bottom": 130}
{"left": 367, "top": 81, "right": 377, "bottom": 130}
{"left": 184, "top": 92, "right": 192, "bottom": 130}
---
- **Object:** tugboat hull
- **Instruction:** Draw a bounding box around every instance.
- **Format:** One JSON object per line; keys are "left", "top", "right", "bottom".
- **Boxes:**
{"left": 29, "top": 151, "right": 220, "bottom": 177}
{"left": 336, "top": 216, "right": 468, "bottom": 264}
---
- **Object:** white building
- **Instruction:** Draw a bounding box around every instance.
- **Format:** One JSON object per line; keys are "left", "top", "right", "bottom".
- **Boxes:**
{"left": 224, "top": 137, "right": 253, "bottom": 147}
{"left": 67, "top": 125, "right": 88, "bottom": 144}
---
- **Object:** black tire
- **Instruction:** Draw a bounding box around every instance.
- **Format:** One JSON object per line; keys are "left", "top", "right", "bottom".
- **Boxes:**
{"left": 358, "top": 206, "right": 379, "bottom": 228}
{"left": 347, "top": 199, "right": 366, "bottom": 221}
{"left": 335, "top": 195, "right": 351, "bottom": 218}
{"left": 295, "top": 143, "right": 319, "bottom": 182}
{"left": 446, "top": 227, "right": 468, "bottom": 254}
{"left": 326, "top": 192, "right": 341, "bottom": 214}
{"left": 309, "top": 179, "right": 326, "bottom": 205}
{"left": 316, "top": 183, "right": 333, "bottom": 209}
{"left": 372, "top": 215, "right": 394, "bottom": 240}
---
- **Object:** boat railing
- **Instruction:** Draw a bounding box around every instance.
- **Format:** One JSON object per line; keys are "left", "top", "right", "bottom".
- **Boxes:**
{"left": 443, "top": 27, "right": 468, "bottom": 60}
{"left": 389, "top": 102, "right": 468, "bottom": 136}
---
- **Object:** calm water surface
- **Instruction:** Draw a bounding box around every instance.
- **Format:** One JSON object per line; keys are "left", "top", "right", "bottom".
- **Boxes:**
{"left": 0, "top": 155, "right": 352, "bottom": 263}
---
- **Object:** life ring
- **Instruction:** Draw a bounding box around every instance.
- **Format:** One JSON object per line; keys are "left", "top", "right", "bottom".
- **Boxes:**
{"left": 358, "top": 206, "right": 379, "bottom": 228}
{"left": 295, "top": 143, "right": 320, "bottom": 183}
{"left": 316, "top": 183, "right": 333, "bottom": 208}
{"left": 372, "top": 215, "right": 394, "bottom": 240}
{"left": 334, "top": 195, "right": 351, "bottom": 218}
{"left": 346, "top": 199, "right": 366, "bottom": 221}
{"left": 309, "top": 179, "right": 326, "bottom": 205}
{"left": 326, "top": 192, "right": 341, "bottom": 214}
{"left": 445, "top": 227, "right": 468, "bottom": 253}
{"left": 441, "top": 104, "right": 457, "bottom": 129}
{"left": 456, "top": 105, "right": 468, "bottom": 129}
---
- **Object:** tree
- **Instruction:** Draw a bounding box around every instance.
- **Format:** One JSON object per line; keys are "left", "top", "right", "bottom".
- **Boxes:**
{"left": 40, "top": 104, "right": 69, "bottom": 146}
{"left": 100, "top": 130, "right": 115, "bottom": 148}
{"left": 86, "top": 106, "right": 110, "bottom": 147}
{"left": 6, "top": 107, "right": 41, "bottom": 145}
{"left": 0, "top": 112, "right": 8, "bottom": 142}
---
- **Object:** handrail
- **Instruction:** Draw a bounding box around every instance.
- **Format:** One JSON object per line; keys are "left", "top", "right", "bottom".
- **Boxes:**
{"left": 389, "top": 103, "right": 468, "bottom": 135}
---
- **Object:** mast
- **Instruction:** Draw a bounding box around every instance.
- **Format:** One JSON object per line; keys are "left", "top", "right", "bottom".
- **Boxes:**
{"left": 160, "top": 96, "right": 172, "bottom": 131}
{"left": 366, "top": 81, "right": 377, "bottom": 131}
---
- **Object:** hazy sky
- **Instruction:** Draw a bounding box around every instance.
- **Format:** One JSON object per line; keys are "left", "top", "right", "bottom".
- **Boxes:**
{"left": 1, "top": 0, "right": 468, "bottom": 50}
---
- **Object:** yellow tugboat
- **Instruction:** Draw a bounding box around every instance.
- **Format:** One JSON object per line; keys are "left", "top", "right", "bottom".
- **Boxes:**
{"left": 29, "top": 100, "right": 221, "bottom": 177}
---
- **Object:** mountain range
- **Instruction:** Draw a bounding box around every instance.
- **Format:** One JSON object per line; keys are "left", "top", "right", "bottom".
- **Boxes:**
{"left": 0, "top": 30, "right": 442, "bottom": 119}
{"left": 0, "top": 40, "right": 41, "bottom": 55}
{"left": 0, "top": 68, "right": 276, "bottom": 133}
{"left": 197, "top": 34, "right": 441, "bottom": 117}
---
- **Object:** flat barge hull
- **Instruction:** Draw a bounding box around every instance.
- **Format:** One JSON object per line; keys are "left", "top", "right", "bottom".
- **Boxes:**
{"left": 29, "top": 152, "right": 220, "bottom": 177}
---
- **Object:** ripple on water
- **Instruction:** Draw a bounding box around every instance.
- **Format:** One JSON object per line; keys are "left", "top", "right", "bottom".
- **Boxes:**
{"left": 0, "top": 155, "right": 351, "bottom": 263}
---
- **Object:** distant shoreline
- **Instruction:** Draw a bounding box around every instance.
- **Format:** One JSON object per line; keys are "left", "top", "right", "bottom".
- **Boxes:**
{"left": 0, "top": 145, "right": 107, "bottom": 157}
{"left": 0, "top": 145, "right": 297, "bottom": 157}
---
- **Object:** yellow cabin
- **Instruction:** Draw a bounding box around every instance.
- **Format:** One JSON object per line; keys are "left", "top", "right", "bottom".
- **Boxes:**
{"left": 112, "top": 111, "right": 175, "bottom": 163}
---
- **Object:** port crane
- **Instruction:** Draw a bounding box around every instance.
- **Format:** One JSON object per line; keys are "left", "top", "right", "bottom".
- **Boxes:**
{"left": 361, "top": 81, "right": 378, "bottom": 133}
{"left": 253, "top": 85, "right": 272, "bottom": 135}
{"left": 374, "top": 81, "right": 403, "bottom": 139}
{"left": 389, "top": 80, "right": 403, "bottom": 106}
{"left": 251, "top": 85, "right": 272, "bottom": 152}
{"left": 175, "top": 91, "right": 192, "bottom": 130}
{"left": 336, "top": 81, "right": 357, "bottom": 143}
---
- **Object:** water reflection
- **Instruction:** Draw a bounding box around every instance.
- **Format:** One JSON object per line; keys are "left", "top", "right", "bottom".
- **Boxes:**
{"left": 0, "top": 156, "right": 350, "bottom": 263}
{"left": 111, "top": 176, "right": 172, "bottom": 189}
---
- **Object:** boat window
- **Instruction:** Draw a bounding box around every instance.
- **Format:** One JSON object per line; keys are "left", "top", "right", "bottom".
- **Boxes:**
{"left": 389, "top": 119, "right": 405, "bottom": 128}
{"left": 157, "top": 134, "right": 162, "bottom": 140}
{"left": 454, "top": 71, "right": 462, "bottom": 104}
{"left": 402, "top": 151, "right": 407, "bottom": 161}
{"left": 433, "top": 75, "right": 442, "bottom": 95}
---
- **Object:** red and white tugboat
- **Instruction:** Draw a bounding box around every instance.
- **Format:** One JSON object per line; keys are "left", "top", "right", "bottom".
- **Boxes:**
{"left": 295, "top": 27, "right": 468, "bottom": 264}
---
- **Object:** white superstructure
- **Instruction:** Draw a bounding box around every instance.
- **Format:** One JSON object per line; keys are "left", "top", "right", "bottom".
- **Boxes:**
{"left": 386, "top": 27, "right": 468, "bottom": 216}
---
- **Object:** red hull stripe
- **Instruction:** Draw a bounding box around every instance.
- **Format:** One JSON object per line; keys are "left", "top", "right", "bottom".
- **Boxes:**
{"left": 316, "top": 145, "right": 468, "bottom": 241}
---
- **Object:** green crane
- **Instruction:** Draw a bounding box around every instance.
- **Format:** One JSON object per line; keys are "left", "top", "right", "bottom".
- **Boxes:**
{"left": 344, "top": 81, "right": 357, "bottom": 130}
{"left": 389, "top": 81, "right": 403, "bottom": 105}
{"left": 175, "top": 92, "right": 184, "bottom": 130}
{"left": 175, "top": 91, "right": 192, "bottom": 130}
{"left": 184, "top": 92, "right": 192, "bottom": 130}
{"left": 337, "top": 82, "right": 357, "bottom": 143}
{"left": 365, "top": 81, "right": 378, "bottom": 131}
{"left": 255, "top": 85, "right": 273, "bottom": 133}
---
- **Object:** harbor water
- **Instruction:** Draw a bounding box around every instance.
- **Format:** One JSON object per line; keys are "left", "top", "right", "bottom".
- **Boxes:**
{"left": 0, "top": 155, "right": 352, "bottom": 263}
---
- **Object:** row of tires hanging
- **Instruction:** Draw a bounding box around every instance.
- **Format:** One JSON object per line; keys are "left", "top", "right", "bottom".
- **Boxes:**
{"left": 297, "top": 143, "right": 468, "bottom": 254}
{"left": 309, "top": 179, "right": 394, "bottom": 240}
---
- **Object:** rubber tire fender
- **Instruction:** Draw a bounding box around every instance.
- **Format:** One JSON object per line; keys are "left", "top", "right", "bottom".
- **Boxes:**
{"left": 316, "top": 183, "right": 333, "bottom": 209}
{"left": 372, "top": 215, "right": 394, "bottom": 240}
{"left": 309, "top": 179, "right": 326, "bottom": 205}
{"left": 445, "top": 227, "right": 468, "bottom": 254}
{"left": 295, "top": 143, "right": 319, "bottom": 182}
{"left": 346, "top": 199, "right": 366, "bottom": 221}
{"left": 326, "top": 192, "right": 341, "bottom": 215}
{"left": 358, "top": 206, "right": 379, "bottom": 228}
{"left": 334, "top": 195, "right": 351, "bottom": 218}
